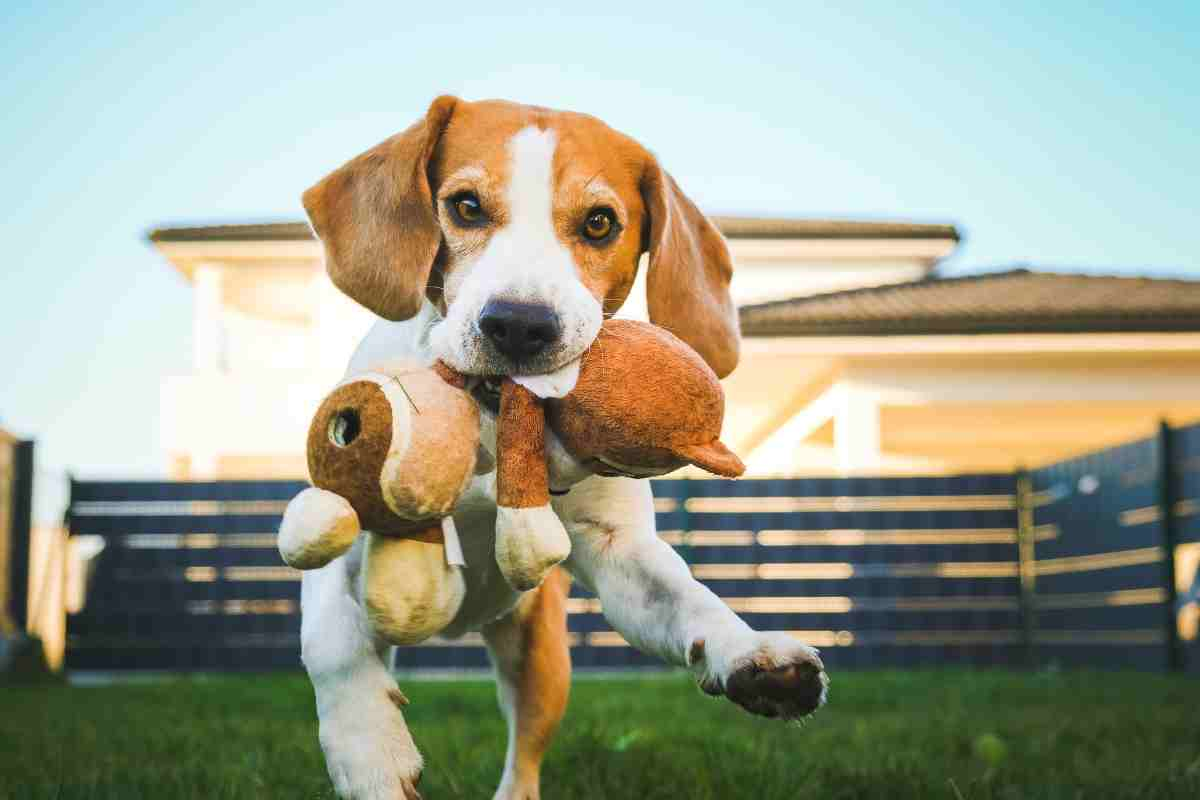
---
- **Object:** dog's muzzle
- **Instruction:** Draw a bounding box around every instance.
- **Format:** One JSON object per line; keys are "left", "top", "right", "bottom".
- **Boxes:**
{"left": 478, "top": 300, "right": 562, "bottom": 364}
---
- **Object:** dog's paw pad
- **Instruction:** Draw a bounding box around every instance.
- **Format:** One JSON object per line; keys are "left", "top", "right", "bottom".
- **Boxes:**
{"left": 723, "top": 640, "right": 828, "bottom": 720}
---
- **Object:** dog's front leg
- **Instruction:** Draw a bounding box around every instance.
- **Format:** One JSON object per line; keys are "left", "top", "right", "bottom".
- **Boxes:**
{"left": 301, "top": 539, "right": 424, "bottom": 799}
{"left": 558, "top": 477, "right": 828, "bottom": 720}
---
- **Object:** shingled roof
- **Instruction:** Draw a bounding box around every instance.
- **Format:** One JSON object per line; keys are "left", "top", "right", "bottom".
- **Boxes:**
{"left": 738, "top": 269, "right": 1200, "bottom": 337}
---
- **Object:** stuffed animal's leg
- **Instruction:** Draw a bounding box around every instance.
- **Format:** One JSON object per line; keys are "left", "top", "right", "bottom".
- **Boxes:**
{"left": 494, "top": 380, "right": 571, "bottom": 591}
{"left": 361, "top": 524, "right": 466, "bottom": 645}
{"left": 301, "top": 540, "right": 424, "bottom": 799}
{"left": 495, "top": 506, "right": 570, "bottom": 592}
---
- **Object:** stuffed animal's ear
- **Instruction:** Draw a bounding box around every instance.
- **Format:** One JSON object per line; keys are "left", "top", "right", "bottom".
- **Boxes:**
{"left": 640, "top": 158, "right": 740, "bottom": 378}
{"left": 302, "top": 95, "right": 458, "bottom": 320}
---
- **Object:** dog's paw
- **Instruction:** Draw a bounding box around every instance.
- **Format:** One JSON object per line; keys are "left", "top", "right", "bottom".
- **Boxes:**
{"left": 319, "top": 700, "right": 424, "bottom": 799}
{"left": 692, "top": 631, "right": 828, "bottom": 721}
{"left": 492, "top": 773, "right": 541, "bottom": 800}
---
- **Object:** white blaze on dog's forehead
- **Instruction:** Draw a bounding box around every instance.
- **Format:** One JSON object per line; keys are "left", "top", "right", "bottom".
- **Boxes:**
{"left": 506, "top": 126, "right": 557, "bottom": 231}
{"left": 491, "top": 126, "right": 577, "bottom": 288}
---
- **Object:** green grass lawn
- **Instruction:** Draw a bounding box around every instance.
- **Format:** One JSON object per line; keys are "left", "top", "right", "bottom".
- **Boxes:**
{"left": 2, "top": 669, "right": 1198, "bottom": 799}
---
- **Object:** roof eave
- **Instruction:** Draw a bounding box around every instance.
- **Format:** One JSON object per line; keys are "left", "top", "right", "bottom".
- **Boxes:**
{"left": 147, "top": 221, "right": 315, "bottom": 244}
{"left": 147, "top": 217, "right": 962, "bottom": 244}
{"left": 740, "top": 318, "right": 1200, "bottom": 337}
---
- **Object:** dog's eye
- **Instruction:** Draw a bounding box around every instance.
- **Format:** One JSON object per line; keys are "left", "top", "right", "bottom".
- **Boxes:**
{"left": 582, "top": 208, "right": 617, "bottom": 242}
{"left": 448, "top": 192, "right": 486, "bottom": 227}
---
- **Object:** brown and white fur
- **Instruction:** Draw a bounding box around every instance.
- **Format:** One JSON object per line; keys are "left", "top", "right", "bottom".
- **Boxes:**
{"left": 299, "top": 96, "right": 828, "bottom": 800}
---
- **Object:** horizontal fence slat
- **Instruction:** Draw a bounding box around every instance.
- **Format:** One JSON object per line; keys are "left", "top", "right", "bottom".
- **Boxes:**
{"left": 70, "top": 514, "right": 290, "bottom": 536}
{"left": 70, "top": 480, "right": 309, "bottom": 503}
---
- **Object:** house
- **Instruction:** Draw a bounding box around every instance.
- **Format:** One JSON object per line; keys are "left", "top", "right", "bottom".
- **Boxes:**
{"left": 731, "top": 270, "right": 1200, "bottom": 474}
{"left": 150, "top": 217, "right": 957, "bottom": 479}
{"left": 150, "top": 218, "right": 1200, "bottom": 479}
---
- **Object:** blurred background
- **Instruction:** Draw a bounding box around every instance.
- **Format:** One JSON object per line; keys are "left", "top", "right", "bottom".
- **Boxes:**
{"left": 2, "top": 3, "right": 1198, "bottom": 679}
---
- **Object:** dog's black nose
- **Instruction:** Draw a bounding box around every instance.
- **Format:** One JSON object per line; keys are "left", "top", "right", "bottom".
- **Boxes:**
{"left": 478, "top": 300, "right": 562, "bottom": 361}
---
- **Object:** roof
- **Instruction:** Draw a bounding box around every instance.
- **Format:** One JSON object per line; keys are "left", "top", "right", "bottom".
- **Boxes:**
{"left": 738, "top": 269, "right": 1200, "bottom": 337}
{"left": 149, "top": 221, "right": 315, "bottom": 243}
{"left": 708, "top": 216, "right": 959, "bottom": 241}
{"left": 147, "top": 216, "right": 959, "bottom": 244}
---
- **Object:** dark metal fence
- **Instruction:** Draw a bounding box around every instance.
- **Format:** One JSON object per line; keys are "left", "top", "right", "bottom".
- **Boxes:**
{"left": 64, "top": 422, "right": 1200, "bottom": 672}
{"left": 3, "top": 437, "right": 34, "bottom": 634}
{"left": 1169, "top": 424, "right": 1200, "bottom": 674}
{"left": 66, "top": 474, "right": 1023, "bottom": 671}
{"left": 67, "top": 480, "right": 307, "bottom": 671}
{"left": 1028, "top": 435, "right": 1170, "bottom": 669}
{"left": 1027, "top": 423, "right": 1200, "bottom": 672}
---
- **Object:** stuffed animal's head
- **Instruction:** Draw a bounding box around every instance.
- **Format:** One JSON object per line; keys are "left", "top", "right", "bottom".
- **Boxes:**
{"left": 308, "top": 366, "right": 481, "bottom": 535}
{"left": 546, "top": 319, "right": 744, "bottom": 479}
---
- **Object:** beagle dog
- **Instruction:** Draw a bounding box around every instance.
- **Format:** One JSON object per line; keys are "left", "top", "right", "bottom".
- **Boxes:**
{"left": 299, "top": 96, "right": 828, "bottom": 800}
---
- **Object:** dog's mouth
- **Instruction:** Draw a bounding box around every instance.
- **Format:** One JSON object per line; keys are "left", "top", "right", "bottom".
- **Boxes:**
{"left": 465, "top": 356, "right": 580, "bottom": 416}
{"left": 468, "top": 377, "right": 503, "bottom": 415}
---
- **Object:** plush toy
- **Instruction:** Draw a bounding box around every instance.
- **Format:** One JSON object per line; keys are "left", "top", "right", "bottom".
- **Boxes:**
{"left": 482, "top": 319, "right": 744, "bottom": 590}
{"left": 277, "top": 362, "right": 482, "bottom": 644}
{"left": 277, "top": 319, "right": 744, "bottom": 640}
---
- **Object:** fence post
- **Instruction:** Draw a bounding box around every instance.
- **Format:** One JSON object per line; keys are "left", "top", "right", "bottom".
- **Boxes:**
{"left": 7, "top": 439, "right": 34, "bottom": 633}
{"left": 1158, "top": 421, "right": 1183, "bottom": 672}
{"left": 64, "top": 473, "right": 75, "bottom": 536}
{"left": 1014, "top": 468, "right": 1036, "bottom": 668}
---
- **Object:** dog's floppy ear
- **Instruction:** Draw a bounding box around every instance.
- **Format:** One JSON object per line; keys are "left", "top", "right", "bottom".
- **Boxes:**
{"left": 640, "top": 158, "right": 740, "bottom": 378}
{"left": 302, "top": 96, "right": 458, "bottom": 321}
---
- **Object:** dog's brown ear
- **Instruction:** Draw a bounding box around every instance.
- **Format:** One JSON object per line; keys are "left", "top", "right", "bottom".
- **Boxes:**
{"left": 640, "top": 158, "right": 740, "bottom": 378}
{"left": 302, "top": 96, "right": 458, "bottom": 321}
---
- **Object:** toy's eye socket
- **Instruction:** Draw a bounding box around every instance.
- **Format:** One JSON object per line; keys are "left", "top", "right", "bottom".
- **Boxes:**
{"left": 329, "top": 409, "right": 361, "bottom": 447}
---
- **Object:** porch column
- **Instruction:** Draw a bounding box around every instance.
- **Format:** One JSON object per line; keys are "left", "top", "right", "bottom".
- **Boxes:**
{"left": 310, "top": 270, "right": 356, "bottom": 380}
{"left": 834, "top": 387, "right": 881, "bottom": 474}
{"left": 193, "top": 264, "right": 223, "bottom": 373}
{"left": 191, "top": 264, "right": 222, "bottom": 478}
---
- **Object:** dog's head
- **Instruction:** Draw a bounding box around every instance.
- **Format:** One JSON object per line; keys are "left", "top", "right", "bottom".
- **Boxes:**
{"left": 303, "top": 96, "right": 739, "bottom": 381}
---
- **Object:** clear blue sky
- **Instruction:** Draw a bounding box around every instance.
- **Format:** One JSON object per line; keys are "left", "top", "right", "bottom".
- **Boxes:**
{"left": 1, "top": 2, "right": 1197, "bottom": 488}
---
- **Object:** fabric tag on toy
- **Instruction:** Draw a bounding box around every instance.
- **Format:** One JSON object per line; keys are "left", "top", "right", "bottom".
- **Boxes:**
{"left": 442, "top": 516, "right": 466, "bottom": 567}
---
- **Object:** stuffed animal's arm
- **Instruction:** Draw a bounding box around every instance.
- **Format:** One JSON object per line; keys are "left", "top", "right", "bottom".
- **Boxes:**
{"left": 497, "top": 379, "right": 550, "bottom": 508}
{"left": 278, "top": 487, "right": 362, "bottom": 569}
{"left": 494, "top": 379, "right": 571, "bottom": 590}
